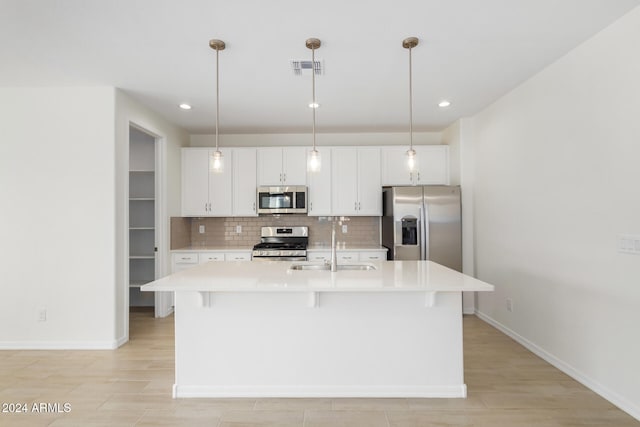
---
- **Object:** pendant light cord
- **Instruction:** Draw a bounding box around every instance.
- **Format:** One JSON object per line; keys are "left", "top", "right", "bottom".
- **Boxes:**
{"left": 409, "top": 45, "right": 413, "bottom": 152}
{"left": 312, "top": 46, "right": 317, "bottom": 151}
{"left": 215, "top": 47, "right": 220, "bottom": 152}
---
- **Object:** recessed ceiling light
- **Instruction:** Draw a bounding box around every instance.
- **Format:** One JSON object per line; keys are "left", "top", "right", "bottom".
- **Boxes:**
{"left": 438, "top": 100, "right": 451, "bottom": 108}
{"left": 179, "top": 103, "right": 192, "bottom": 110}
{"left": 308, "top": 102, "right": 320, "bottom": 109}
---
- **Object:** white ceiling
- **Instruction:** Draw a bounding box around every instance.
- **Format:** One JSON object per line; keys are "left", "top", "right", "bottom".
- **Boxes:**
{"left": 1, "top": 0, "right": 638, "bottom": 134}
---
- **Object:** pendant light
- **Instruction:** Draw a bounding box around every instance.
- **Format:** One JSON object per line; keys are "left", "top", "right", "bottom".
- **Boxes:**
{"left": 403, "top": 37, "right": 419, "bottom": 172}
{"left": 306, "top": 38, "right": 321, "bottom": 172}
{"left": 209, "top": 39, "right": 225, "bottom": 173}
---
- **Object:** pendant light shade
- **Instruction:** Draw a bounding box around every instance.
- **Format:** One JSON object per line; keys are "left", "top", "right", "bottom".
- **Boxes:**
{"left": 306, "top": 38, "right": 321, "bottom": 173}
{"left": 209, "top": 39, "right": 225, "bottom": 173}
{"left": 403, "top": 37, "right": 419, "bottom": 172}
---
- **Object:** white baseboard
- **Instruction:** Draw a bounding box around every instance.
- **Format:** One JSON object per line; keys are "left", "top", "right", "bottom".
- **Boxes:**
{"left": 115, "top": 335, "right": 128, "bottom": 348}
{"left": 173, "top": 384, "right": 467, "bottom": 399}
{"left": 463, "top": 307, "right": 476, "bottom": 315}
{"left": 475, "top": 310, "right": 640, "bottom": 422}
{"left": 0, "top": 340, "right": 119, "bottom": 350}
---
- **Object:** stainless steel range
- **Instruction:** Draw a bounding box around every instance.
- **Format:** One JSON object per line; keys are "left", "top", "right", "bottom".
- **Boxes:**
{"left": 251, "top": 226, "right": 308, "bottom": 261}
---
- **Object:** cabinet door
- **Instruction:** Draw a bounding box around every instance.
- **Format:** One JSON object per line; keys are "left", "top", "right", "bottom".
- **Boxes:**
{"left": 257, "top": 148, "right": 284, "bottom": 186}
{"left": 208, "top": 148, "right": 233, "bottom": 216}
{"left": 414, "top": 146, "right": 449, "bottom": 185}
{"left": 307, "top": 251, "right": 331, "bottom": 262}
{"left": 380, "top": 147, "right": 414, "bottom": 186}
{"left": 307, "top": 147, "right": 332, "bottom": 216}
{"left": 282, "top": 147, "right": 307, "bottom": 185}
{"left": 199, "top": 252, "right": 225, "bottom": 263}
{"left": 233, "top": 148, "right": 257, "bottom": 216}
{"left": 356, "top": 148, "right": 382, "bottom": 215}
{"left": 182, "top": 148, "right": 210, "bottom": 216}
{"left": 331, "top": 148, "right": 359, "bottom": 215}
{"left": 359, "top": 251, "right": 387, "bottom": 261}
{"left": 224, "top": 252, "right": 251, "bottom": 261}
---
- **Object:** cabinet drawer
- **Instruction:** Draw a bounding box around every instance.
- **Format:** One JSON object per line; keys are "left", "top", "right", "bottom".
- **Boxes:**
{"left": 172, "top": 253, "right": 198, "bottom": 264}
{"left": 359, "top": 251, "right": 386, "bottom": 261}
{"left": 225, "top": 252, "right": 251, "bottom": 261}
{"left": 336, "top": 252, "right": 359, "bottom": 263}
{"left": 199, "top": 253, "right": 225, "bottom": 263}
{"left": 307, "top": 252, "right": 331, "bottom": 262}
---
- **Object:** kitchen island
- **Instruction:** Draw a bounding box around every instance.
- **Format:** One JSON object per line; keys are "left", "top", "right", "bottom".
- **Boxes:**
{"left": 142, "top": 260, "right": 493, "bottom": 398}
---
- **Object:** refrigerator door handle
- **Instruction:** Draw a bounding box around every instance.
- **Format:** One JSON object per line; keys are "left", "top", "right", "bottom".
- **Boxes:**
{"left": 421, "top": 202, "right": 430, "bottom": 261}
{"left": 419, "top": 206, "right": 426, "bottom": 260}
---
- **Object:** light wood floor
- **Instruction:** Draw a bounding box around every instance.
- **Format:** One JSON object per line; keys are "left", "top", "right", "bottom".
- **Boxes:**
{"left": 0, "top": 311, "right": 637, "bottom": 427}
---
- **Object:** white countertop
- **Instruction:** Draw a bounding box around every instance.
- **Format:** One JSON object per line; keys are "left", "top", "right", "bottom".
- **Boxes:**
{"left": 142, "top": 260, "right": 494, "bottom": 293}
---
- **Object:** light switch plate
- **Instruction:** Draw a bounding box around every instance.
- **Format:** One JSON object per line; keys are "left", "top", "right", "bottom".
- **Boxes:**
{"left": 236, "top": 225, "right": 242, "bottom": 234}
{"left": 199, "top": 225, "right": 205, "bottom": 234}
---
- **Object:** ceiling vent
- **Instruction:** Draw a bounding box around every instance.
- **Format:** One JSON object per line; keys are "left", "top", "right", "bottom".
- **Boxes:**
{"left": 290, "top": 59, "right": 323, "bottom": 76}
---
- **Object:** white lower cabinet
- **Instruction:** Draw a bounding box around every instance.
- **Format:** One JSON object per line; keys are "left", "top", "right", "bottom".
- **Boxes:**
{"left": 307, "top": 251, "right": 331, "bottom": 262}
{"left": 172, "top": 253, "right": 198, "bottom": 272}
{"left": 224, "top": 252, "right": 251, "bottom": 261}
{"left": 172, "top": 251, "right": 252, "bottom": 273}
{"left": 358, "top": 251, "right": 387, "bottom": 261}
{"left": 306, "top": 250, "right": 387, "bottom": 263}
{"left": 198, "top": 253, "right": 225, "bottom": 263}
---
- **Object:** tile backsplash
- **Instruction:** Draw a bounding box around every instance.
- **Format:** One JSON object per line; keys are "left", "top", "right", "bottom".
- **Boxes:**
{"left": 171, "top": 215, "right": 380, "bottom": 249}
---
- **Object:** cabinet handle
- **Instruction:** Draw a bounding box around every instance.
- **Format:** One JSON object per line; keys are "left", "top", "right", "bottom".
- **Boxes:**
{"left": 417, "top": 172, "right": 420, "bottom": 181}
{"left": 181, "top": 257, "right": 190, "bottom": 260}
{"left": 310, "top": 202, "right": 313, "bottom": 211}
{"left": 358, "top": 202, "right": 361, "bottom": 210}
{"left": 354, "top": 201, "right": 357, "bottom": 210}
{"left": 343, "top": 256, "right": 352, "bottom": 260}
{"left": 280, "top": 173, "right": 283, "bottom": 182}
{"left": 253, "top": 202, "right": 256, "bottom": 211}
{"left": 283, "top": 173, "right": 287, "bottom": 182}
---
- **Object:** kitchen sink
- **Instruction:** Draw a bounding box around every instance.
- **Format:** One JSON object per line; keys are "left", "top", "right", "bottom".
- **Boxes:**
{"left": 289, "top": 263, "right": 377, "bottom": 271}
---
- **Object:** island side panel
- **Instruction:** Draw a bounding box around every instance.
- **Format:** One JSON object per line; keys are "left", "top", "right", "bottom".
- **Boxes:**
{"left": 173, "top": 290, "right": 465, "bottom": 398}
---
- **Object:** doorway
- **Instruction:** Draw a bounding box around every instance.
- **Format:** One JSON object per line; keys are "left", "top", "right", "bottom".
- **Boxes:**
{"left": 127, "top": 125, "right": 172, "bottom": 318}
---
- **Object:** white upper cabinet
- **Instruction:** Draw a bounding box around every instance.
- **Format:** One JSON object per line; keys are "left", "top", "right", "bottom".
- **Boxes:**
{"left": 307, "top": 147, "right": 332, "bottom": 216}
{"left": 257, "top": 147, "right": 307, "bottom": 186}
{"left": 332, "top": 148, "right": 381, "bottom": 216}
{"left": 381, "top": 145, "right": 449, "bottom": 186}
{"left": 233, "top": 148, "right": 258, "bottom": 216}
{"left": 182, "top": 148, "right": 232, "bottom": 217}
{"left": 182, "top": 148, "right": 211, "bottom": 216}
{"left": 356, "top": 148, "right": 382, "bottom": 215}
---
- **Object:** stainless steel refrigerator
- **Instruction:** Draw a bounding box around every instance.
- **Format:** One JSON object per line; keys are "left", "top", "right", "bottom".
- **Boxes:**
{"left": 382, "top": 186, "right": 462, "bottom": 272}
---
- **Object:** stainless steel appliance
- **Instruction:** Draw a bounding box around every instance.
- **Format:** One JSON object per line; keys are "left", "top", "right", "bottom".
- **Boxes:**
{"left": 382, "top": 186, "right": 461, "bottom": 271}
{"left": 252, "top": 226, "right": 308, "bottom": 261}
{"left": 257, "top": 186, "right": 307, "bottom": 215}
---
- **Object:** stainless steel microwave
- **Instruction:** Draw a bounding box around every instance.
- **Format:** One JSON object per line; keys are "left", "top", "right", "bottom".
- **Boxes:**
{"left": 257, "top": 186, "right": 307, "bottom": 215}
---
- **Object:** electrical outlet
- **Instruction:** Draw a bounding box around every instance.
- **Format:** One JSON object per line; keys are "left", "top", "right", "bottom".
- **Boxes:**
{"left": 236, "top": 225, "right": 242, "bottom": 234}
{"left": 342, "top": 224, "right": 348, "bottom": 233}
{"left": 199, "top": 225, "right": 205, "bottom": 234}
{"left": 506, "top": 298, "right": 513, "bottom": 312}
{"left": 37, "top": 309, "right": 47, "bottom": 322}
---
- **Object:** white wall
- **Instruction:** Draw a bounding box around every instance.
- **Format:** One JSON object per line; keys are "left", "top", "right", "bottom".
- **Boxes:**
{"left": 471, "top": 7, "right": 640, "bottom": 419}
{"left": 0, "top": 87, "right": 117, "bottom": 348}
{"left": 190, "top": 131, "right": 442, "bottom": 147}
{"left": 115, "top": 90, "right": 189, "bottom": 342}
{"left": 442, "top": 118, "right": 477, "bottom": 314}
